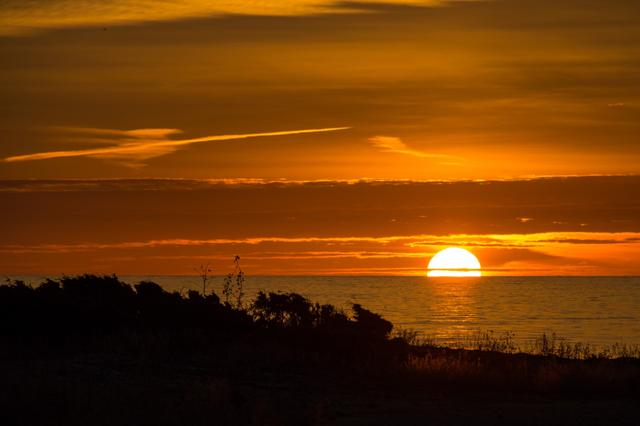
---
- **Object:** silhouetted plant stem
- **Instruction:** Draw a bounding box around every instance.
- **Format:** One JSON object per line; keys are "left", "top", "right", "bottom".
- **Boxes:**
{"left": 222, "top": 256, "right": 244, "bottom": 308}
{"left": 196, "top": 263, "right": 213, "bottom": 295}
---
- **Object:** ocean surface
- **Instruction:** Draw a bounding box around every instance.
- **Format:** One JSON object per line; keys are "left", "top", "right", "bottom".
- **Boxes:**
{"left": 12, "top": 275, "right": 640, "bottom": 348}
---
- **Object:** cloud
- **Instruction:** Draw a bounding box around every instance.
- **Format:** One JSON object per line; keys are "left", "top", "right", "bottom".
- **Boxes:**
{"left": 0, "top": 0, "right": 448, "bottom": 36}
{"left": 4, "top": 177, "right": 640, "bottom": 242}
{"left": 534, "top": 237, "right": 640, "bottom": 245}
{"left": 5, "top": 232, "right": 640, "bottom": 275}
{"left": 51, "top": 127, "right": 184, "bottom": 140}
{"left": 368, "top": 136, "right": 457, "bottom": 160}
{"left": 2, "top": 126, "right": 350, "bottom": 166}
{"left": 6, "top": 232, "right": 640, "bottom": 255}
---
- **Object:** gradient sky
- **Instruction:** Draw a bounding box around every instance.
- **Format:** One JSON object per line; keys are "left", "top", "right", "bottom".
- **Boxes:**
{"left": 1, "top": 1, "right": 639, "bottom": 275}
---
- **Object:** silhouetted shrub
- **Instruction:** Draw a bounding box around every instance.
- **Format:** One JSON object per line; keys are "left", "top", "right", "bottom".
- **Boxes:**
{"left": 0, "top": 280, "right": 36, "bottom": 336}
{"left": 0, "top": 276, "right": 403, "bottom": 364}
{"left": 135, "top": 280, "right": 165, "bottom": 299}
{"left": 253, "top": 291, "right": 315, "bottom": 327}
{"left": 352, "top": 303, "right": 393, "bottom": 339}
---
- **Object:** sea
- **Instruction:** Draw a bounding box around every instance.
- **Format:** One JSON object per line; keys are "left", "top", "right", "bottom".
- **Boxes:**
{"left": 11, "top": 275, "right": 640, "bottom": 348}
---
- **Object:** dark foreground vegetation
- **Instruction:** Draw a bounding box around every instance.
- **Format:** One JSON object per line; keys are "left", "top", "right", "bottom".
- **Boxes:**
{"left": 1, "top": 275, "right": 639, "bottom": 425}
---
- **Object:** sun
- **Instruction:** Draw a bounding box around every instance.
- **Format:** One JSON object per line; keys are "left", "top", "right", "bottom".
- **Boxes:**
{"left": 427, "top": 247, "right": 482, "bottom": 277}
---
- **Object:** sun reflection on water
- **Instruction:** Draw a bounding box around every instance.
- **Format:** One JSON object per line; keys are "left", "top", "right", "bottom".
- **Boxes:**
{"left": 427, "top": 276, "right": 482, "bottom": 344}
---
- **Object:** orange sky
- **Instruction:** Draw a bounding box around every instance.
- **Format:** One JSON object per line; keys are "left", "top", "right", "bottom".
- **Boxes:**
{"left": 1, "top": 1, "right": 639, "bottom": 275}
{"left": 2, "top": 178, "right": 640, "bottom": 276}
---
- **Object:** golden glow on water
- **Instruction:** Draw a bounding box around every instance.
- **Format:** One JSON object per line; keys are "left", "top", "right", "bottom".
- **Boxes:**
{"left": 428, "top": 277, "right": 480, "bottom": 340}
{"left": 427, "top": 247, "right": 482, "bottom": 277}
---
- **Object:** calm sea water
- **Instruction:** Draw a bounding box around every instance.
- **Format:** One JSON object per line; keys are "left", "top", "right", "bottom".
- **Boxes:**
{"left": 13, "top": 275, "right": 640, "bottom": 347}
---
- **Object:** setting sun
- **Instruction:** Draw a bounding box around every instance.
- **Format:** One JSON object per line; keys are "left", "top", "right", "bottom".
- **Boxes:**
{"left": 427, "top": 247, "right": 482, "bottom": 277}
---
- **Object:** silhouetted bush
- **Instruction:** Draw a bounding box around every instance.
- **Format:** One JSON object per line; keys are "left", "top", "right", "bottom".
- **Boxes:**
{"left": 0, "top": 276, "right": 400, "bottom": 356}
{"left": 352, "top": 303, "right": 393, "bottom": 340}
{"left": 252, "top": 291, "right": 350, "bottom": 330}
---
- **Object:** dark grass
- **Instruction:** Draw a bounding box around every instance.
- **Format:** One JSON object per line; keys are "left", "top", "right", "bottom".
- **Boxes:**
{"left": 1, "top": 275, "right": 639, "bottom": 425}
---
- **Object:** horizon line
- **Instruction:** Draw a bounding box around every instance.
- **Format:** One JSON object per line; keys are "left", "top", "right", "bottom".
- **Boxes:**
{"left": 1, "top": 173, "right": 638, "bottom": 186}
{"left": 5, "top": 273, "right": 640, "bottom": 278}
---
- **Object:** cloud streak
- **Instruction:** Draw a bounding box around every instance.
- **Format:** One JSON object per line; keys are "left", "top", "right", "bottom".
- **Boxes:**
{"left": 4, "top": 232, "right": 639, "bottom": 275}
{"left": 2, "top": 127, "right": 350, "bottom": 166}
{"left": 5, "top": 232, "right": 640, "bottom": 254}
{"left": 0, "top": 1, "right": 448, "bottom": 36}
{"left": 368, "top": 136, "right": 457, "bottom": 160}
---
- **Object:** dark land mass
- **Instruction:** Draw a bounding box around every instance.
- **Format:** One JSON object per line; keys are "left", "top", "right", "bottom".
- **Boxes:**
{"left": 1, "top": 275, "right": 639, "bottom": 425}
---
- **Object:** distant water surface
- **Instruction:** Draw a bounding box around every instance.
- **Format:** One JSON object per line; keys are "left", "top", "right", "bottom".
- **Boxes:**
{"left": 13, "top": 275, "right": 640, "bottom": 347}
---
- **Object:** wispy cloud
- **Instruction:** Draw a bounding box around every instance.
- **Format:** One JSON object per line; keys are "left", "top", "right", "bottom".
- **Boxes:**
{"left": 5, "top": 232, "right": 640, "bottom": 254}
{"left": 1, "top": 1, "right": 447, "bottom": 36}
{"left": 2, "top": 126, "right": 350, "bottom": 166}
{"left": 4, "top": 232, "right": 639, "bottom": 275}
{"left": 368, "top": 136, "right": 457, "bottom": 160}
